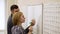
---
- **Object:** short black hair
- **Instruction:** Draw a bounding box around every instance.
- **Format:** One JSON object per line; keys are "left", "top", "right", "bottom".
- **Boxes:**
{"left": 10, "top": 5, "right": 18, "bottom": 11}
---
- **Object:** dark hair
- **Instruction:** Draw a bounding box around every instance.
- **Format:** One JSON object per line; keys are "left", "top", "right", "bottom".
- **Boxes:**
{"left": 10, "top": 5, "right": 18, "bottom": 11}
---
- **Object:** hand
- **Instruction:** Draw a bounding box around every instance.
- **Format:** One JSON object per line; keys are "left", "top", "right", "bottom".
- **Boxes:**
{"left": 30, "top": 19, "right": 35, "bottom": 26}
{"left": 28, "top": 32, "right": 32, "bottom": 34}
{"left": 29, "top": 26, "right": 33, "bottom": 32}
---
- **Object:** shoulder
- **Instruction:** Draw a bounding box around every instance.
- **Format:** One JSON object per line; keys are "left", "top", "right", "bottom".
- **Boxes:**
{"left": 8, "top": 15, "right": 12, "bottom": 20}
{"left": 11, "top": 26, "right": 20, "bottom": 32}
{"left": 11, "top": 26, "right": 23, "bottom": 34}
{"left": 7, "top": 15, "right": 12, "bottom": 24}
{"left": 7, "top": 15, "right": 12, "bottom": 22}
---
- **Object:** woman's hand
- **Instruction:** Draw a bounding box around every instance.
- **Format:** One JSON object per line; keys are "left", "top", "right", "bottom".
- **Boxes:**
{"left": 28, "top": 26, "right": 33, "bottom": 34}
{"left": 29, "top": 26, "right": 33, "bottom": 32}
{"left": 28, "top": 19, "right": 35, "bottom": 34}
{"left": 30, "top": 19, "right": 35, "bottom": 26}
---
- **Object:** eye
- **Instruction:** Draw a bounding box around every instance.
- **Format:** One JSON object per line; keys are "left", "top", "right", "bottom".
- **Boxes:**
{"left": 23, "top": 15, "right": 25, "bottom": 18}
{"left": 15, "top": 10, "right": 19, "bottom": 12}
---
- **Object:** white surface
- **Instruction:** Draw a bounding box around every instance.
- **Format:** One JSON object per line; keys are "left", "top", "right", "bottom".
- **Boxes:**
{"left": 43, "top": 3, "right": 60, "bottom": 34}
{"left": 0, "top": 0, "right": 5, "bottom": 30}
{"left": 20, "top": 5, "right": 42, "bottom": 34}
{"left": 27, "top": 5, "right": 42, "bottom": 34}
{"left": 0, "top": 32, "right": 4, "bottom": 34}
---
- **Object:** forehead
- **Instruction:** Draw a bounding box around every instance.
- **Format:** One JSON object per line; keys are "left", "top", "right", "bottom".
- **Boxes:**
{"left": 14, "top": 8, "right": 19, "bottom": 10}
{"left": 21, "top": 14, "right": 24, "bottom": 16}
{"left": 21, "top": 13, "right": 25, "bottom": 17}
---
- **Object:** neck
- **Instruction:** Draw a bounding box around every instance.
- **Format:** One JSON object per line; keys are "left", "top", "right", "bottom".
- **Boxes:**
{"left": 17, "top": 22, "right": 22, "bottom": 27}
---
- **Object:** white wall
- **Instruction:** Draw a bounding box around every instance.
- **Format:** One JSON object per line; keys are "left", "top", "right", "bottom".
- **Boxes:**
{"left": 5, "top": 0, "right": 60, "bottom": 34}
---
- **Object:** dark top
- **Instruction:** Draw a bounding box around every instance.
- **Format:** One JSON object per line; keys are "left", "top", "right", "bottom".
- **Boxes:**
{"left": 7, "top": 14, "right": 13, "bottom": 34}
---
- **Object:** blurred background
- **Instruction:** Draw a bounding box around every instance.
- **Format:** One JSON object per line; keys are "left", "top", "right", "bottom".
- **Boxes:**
{"left": 0, "top": 0, "right": 60, "bottom": 34}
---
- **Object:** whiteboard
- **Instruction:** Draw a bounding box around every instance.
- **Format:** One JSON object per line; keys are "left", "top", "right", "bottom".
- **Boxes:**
{"left": 43, "top": 3, "right": 60, "bottom": 34}
{"left": 27, "top": 5, "right": 42, "bottom": 34}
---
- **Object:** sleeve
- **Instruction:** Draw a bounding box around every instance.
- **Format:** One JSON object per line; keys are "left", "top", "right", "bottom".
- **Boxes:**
{"left": 7, "top": 23, "right": 11, "bottom": 34}
{"left": 7, "top": 16, "right": 13, "bottom": 34}
{"left": 7, "top": 17, "right": 11, "bottom": 34}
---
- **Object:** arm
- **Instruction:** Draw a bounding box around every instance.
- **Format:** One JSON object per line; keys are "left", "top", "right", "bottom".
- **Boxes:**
{"left": 7, "top": 16, "right": 12, "bottom": 34}
{"left": 7, "top": 23, "right": 11, "bottom": 34}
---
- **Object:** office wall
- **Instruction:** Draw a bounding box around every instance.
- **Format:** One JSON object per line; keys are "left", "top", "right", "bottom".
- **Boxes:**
{"left": 5, "top": 0, "right": 60, "bottom": 34}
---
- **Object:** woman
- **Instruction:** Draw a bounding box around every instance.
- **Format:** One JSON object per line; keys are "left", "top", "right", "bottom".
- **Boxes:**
{"left": 11, "top": 12, "right": 35, "bottom": 34}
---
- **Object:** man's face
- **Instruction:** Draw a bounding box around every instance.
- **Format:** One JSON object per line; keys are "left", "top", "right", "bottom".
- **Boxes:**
{"left": 12, "top": 8, "right": 19, "bottom": 14}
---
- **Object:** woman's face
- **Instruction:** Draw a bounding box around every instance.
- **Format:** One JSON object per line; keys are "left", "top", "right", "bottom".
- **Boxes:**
{"left": 19, "top": 14, "right": 25, "bottom": 23}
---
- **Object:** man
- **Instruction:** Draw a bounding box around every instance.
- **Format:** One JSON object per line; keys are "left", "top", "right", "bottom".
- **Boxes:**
{"left": 7, "top": 5, "right": 19, "bottom": 34}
